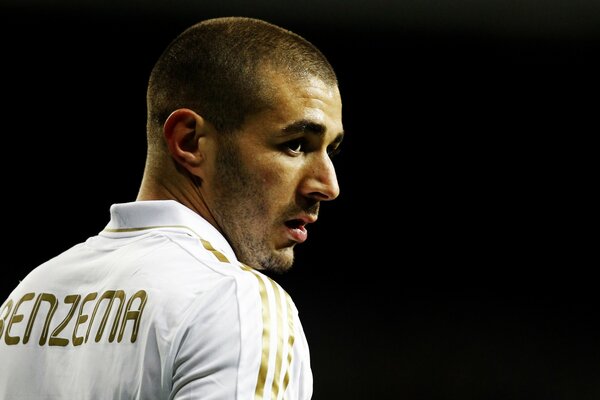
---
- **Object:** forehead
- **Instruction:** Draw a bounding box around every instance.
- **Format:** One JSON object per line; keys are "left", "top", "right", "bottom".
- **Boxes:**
{"left": 245, "top": 72, "right": 343, "bottom": 139}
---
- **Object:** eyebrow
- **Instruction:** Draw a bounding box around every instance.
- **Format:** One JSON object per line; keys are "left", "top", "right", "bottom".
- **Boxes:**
{"left": 282, "top": 119, "right": 345, "bottom": 144}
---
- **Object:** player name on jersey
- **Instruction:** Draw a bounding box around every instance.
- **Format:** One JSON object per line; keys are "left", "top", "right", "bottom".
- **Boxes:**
{"left": 0, "top": 289, "right": 147, "bottom": 347}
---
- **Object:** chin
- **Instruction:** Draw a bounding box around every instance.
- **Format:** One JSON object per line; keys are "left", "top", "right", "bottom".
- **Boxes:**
{"left": 261, "top": 249, "right": 295, "bottom": 275}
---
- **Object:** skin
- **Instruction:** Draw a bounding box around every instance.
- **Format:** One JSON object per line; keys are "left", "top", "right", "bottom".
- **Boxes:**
{"left": 138, "top": 71, "right": 344, "bottom": 273}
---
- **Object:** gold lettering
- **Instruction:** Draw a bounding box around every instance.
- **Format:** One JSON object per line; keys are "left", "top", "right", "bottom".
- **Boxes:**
{"left": 5, "top": 293, "right": 35, "bottom": 345}
{"left": 1, "top": 289, "right": 149, "bottom": 347}
{"left": 72, "top": 292, "right": 97, "bottom": 346}
{"left": 48, "top": 295, "right": 80, "bottom": 346}
{"left": 107, "top": 291, "right": 126, "bottom": 343}
{"left": 86, "top": 291, "right": 114, "bottom": 343}
{"left": 85, "top": 290, "right": 125, "bottom": 343}
{"left": 0, "top": 299, "right": 14, "bottom": 340}
{"left": 118, "top": 290, "right": 147, "bottom": 343}
{"left": 23, "top": 293, "right": 58, "bottom": 345}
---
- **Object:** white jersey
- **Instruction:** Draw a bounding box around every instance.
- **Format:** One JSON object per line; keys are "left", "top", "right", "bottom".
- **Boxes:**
{"left": 0, "top": 200, "right": 312, "bottom": 400}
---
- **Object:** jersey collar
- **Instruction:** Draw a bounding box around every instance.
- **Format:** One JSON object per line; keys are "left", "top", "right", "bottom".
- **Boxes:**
{"left": 102, "top": 200, "right": 237, "bottom": 262}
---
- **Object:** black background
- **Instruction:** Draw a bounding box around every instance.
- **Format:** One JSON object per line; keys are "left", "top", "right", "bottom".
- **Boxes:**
{"left": 1, "top": 2, "right": 598, "bottom": 399}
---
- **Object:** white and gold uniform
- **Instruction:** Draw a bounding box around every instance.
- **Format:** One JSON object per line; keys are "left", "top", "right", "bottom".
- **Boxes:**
{"left": 0, "top": 200, "right": 312, "bottom": 400}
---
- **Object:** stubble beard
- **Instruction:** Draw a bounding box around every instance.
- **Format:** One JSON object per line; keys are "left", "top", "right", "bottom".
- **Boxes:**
{"left": 211, "top": 138, "right": 294, "bottom": 273}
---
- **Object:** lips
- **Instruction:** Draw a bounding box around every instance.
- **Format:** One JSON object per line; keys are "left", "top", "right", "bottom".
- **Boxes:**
{"left": 284, "top": 215, "right": 317, "bottom": 244}
{"left": 285, "top": 220, "right": 308, "bottom": 243}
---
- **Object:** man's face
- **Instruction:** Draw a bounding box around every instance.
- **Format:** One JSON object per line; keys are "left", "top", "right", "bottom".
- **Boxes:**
{"left": 205, "top": 74, "right": 344, "bottom": 273}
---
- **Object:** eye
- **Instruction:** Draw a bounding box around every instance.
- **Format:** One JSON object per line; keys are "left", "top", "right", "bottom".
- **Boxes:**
{"left": 283, "top": 138, "right": 306, "bottom": 154}
{"left": 327, "top": 145, "right": 341, "bottom": 158}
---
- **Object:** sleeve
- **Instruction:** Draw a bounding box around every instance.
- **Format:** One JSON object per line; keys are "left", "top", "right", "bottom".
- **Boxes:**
{"left": 166, "top": 270, "right": 312, "bottom": 400}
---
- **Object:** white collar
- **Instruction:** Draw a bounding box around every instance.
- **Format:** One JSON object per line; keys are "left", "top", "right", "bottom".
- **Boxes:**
{"left": 102, "top": 200, "right": 237, "bottom": 262}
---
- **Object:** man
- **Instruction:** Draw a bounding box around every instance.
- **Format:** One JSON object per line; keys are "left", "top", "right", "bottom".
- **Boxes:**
{"left": 0, "top": 16, "right": 343, "bottom": 399}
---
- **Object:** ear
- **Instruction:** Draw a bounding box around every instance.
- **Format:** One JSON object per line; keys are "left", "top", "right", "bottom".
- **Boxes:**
{"left": 163, "top": 108, "right": 208, "bottom": 176}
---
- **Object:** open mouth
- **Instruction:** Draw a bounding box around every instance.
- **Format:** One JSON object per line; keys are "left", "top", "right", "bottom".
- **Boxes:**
{"left": 284, "top": 219, "right": 308, "bottom": 243}
{"left": 285, "top": 219, "right": 305, "bottom": 229}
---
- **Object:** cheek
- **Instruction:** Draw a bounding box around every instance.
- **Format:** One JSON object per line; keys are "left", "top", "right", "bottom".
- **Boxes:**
{"left": 250, "top": 155, "right": 290, "bottom": 185}
{"left": 246, "top": 155, "right": 301, "bottom": 203}
{"left": 254, "top": 171, "right": 287, "bottom": 206}
{"left": 259, "top": 163, "right": 298, "bottom": 195}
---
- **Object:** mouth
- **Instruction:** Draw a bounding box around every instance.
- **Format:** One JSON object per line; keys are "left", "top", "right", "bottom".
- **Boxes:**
{"left": 285, "top": 218, "right": 305, "bottom": 229}
{"left": 284, "top": 215, "right": 316, "bottom": 244}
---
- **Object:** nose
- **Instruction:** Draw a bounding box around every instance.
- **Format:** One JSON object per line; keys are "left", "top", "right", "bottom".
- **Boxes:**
{"left": 301, "top": 152, "right": 340, "bottom": 201}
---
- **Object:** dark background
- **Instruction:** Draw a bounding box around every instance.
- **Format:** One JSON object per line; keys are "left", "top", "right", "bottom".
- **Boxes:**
{"left": 1, "top": 1, "right": 597, "bottom": 399}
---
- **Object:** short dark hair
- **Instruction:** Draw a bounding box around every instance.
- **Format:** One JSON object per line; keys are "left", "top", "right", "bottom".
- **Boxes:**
{"left": 147, "top": 16, "right": 337, "bottom": 142}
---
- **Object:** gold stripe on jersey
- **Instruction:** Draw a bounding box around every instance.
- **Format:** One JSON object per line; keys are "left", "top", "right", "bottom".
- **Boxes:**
{"left": 282, "top": 291, "right": 295, "bottom": 395}
{"left": 271, "top": 278, "right": 284, "bottom": 397}
{"left": 251, "top": 268, "right": 271, "bottom": 399}
{"left": 199, "top": 239, "right": 230, "bottom": 263}
{"left": 199, "top": 235, "right": 296, "bottom": 399}
{"left": 240, "top": 264, "right": 295, "bottom": 400}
